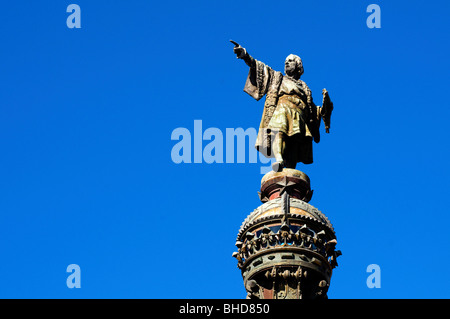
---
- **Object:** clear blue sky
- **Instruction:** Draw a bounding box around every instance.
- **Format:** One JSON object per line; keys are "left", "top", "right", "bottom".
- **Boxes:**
{"left": 0, "top": 1, "right": 449, "bottom": 298}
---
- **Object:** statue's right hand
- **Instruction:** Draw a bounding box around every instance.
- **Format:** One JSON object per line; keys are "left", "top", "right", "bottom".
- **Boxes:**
{"left": 230, "top": 40, "right": 246, "bottom": 59}
{"left": 234, "top": 46, "right": 247, "bottom": 59}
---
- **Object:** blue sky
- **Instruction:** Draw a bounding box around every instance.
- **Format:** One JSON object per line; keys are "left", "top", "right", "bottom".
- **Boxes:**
{"left": 0, "top": 1, "right": 449, "bottom": 298}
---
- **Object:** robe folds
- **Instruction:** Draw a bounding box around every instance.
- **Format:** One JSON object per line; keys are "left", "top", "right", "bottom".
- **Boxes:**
{"left": 243, "top": 60, "right": 322, "bottom": 165}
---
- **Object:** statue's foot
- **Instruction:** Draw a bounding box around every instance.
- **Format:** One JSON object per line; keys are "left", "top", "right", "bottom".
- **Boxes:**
{"left": 272, "top": 161, "right": 284, "bottom": 172}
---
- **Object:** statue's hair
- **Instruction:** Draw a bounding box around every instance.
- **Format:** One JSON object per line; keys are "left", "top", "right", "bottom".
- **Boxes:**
{"left": 286, "top": 54, "right": 304, "bottom": 77}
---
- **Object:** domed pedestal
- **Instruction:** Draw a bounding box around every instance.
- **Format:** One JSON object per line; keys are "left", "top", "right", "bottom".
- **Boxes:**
{"left": 233, "top": 169, "right": 341, "bottom": 299}
{"left": 259, "top": 168, "right": 313, "bottom": 203}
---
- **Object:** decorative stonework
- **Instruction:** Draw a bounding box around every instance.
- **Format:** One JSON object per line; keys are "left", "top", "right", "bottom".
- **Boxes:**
{"left": 233, "top": 169, "right": 341, "bottom": 299}
{"left": 230, "top": 42, "right": 339, "bottom": 299}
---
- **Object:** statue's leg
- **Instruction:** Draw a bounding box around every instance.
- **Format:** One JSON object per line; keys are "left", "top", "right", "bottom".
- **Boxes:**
{"left": 272, "top": 132, "right": 285, "bottom": 172}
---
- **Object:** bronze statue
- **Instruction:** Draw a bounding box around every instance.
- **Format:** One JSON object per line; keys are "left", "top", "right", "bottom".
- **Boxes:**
{"left": 231, "top": 40, "right": 333, "bottom": 172}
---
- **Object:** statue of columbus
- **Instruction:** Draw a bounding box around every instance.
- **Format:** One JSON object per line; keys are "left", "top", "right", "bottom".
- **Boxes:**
{"left": 231, "top": 41, "right": 334, "bottom": 172}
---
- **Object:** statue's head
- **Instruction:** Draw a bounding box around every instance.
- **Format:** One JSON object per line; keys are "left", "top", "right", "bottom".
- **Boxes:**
{"left": 285, "top": 54, "right": 304, "bottom": 79}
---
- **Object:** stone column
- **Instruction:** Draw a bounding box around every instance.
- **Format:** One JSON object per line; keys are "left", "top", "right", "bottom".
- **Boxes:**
{"left": 232, "top": 169, "right": 341, "bottom": 299}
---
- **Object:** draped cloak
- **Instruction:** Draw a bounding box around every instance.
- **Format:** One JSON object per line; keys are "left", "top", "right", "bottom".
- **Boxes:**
{"left": 243, "top": 60, "right": 322, "bottom": 165}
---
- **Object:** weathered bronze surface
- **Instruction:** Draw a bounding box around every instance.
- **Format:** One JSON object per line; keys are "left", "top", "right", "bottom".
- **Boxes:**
{"left": 232, "top": 169, "right": 340, "bottom": 299}
{"left": 230, "top": 42, "right": 339, "bottom": 299}
{"left": 231, "top": 40, "right": 333, "bottom": 172}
